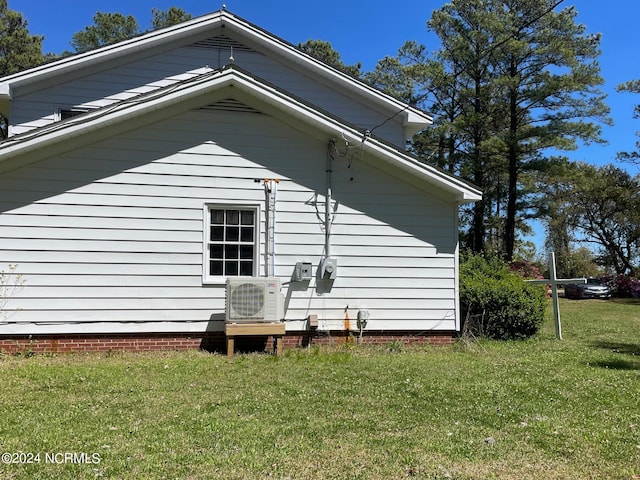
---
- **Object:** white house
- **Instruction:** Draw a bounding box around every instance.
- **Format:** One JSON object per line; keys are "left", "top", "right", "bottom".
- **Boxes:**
{"left": 0, "top": 9, "right": 480, "bottom": 353}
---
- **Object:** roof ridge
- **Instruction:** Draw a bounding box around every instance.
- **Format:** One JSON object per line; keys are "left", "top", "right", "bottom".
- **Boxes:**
{"left": 0, "top": 8, "right": 431, "bottom": 126}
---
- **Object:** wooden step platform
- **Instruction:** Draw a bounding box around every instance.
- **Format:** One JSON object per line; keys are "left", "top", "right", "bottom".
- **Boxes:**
{"left": 224, "top": 322, "right": 286, "bottom": 358}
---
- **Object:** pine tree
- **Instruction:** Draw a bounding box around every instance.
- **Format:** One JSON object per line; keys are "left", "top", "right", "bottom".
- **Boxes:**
{"left": 616, "top": 79, "right": 640, "bottom": 163}
{"left": 151, "top": 7, "right": 192, "bottom": 30}
{"left": 70, "top": 12, "right": 139, "bottom": 53}
{"left": 298, "top": 40, "right": 361, "bottom": 78}
{"left": 367, "top": 0, "right": 611, "bottom": 260}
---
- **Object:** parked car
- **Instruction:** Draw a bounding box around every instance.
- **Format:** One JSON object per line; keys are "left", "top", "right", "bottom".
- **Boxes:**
{"left": 564, "top": 278, "right": 612, "bottom": 299}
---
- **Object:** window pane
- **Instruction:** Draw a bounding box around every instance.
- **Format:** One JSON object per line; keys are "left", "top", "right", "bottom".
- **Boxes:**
{"left": 210, "top": 244, "right": 223, "bottom": 259}
{"left": 240, "top": 226, "right": 254, "bottom": 242}
{"left": 226, "top": 227, "right": 239, "bottom": 242}
{"left": 240, "top": 245, "right": 253, "bottom": 259}
{"left": 210, "top": 209, "right": 224, "bottom": 224}
{"left": 211, "top": 226, "right": 224, "bottom": 242}
{"left": 240, "top": 261, "right": 253, "bottom": 276}
{"left": 226, "top": 210, "right": 240, "bottom": 225}
{"left": 210, "top": 260, "right": 223, "bottom": 276}
{"left": 225, "top": 261, "right": 238, "bottom": 276}
{"left": 241, "top": 210, "right": 254, "bottom": 225}
{"left": 225, "top": 245, "right": 239, "bottom": 259}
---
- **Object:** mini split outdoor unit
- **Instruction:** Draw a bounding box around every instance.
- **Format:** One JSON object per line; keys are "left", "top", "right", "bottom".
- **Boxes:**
{"left": 225, "top": 277, "right": 284, "bottom": 323}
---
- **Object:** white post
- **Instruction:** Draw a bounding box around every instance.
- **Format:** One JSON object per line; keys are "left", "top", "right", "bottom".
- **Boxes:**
{"left": 548, "top": 252, "right": 562, "bottom": 340}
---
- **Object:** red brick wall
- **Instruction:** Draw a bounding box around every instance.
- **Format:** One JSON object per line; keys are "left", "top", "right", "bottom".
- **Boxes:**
{"left": 279, "top": 331, "right": 455, "bottom": 348}
{"left": 0, "top": 330, "right": 455, "bottom": 355}
{"left": 0, "top": 334, "right": 226, "bottom": 355}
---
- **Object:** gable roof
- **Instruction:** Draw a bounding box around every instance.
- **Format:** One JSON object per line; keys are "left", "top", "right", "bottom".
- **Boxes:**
{"left": 0, "top": 9, "right": 431, "bottom": 134}
{"left": 0, "top": 65, "right": 480, "bottom": 203}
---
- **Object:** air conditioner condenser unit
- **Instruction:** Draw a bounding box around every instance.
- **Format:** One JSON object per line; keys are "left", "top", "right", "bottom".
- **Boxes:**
{"left": 225, "top": 277, "right": 284, "bottom": 323}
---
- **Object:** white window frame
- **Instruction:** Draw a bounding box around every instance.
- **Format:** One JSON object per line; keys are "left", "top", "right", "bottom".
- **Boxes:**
{"left": 202, "top": 203, "right": 261, "bottom": 284}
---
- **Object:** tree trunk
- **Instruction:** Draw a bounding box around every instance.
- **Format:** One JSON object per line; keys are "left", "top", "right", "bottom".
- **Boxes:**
{"left": 504, "top": 61, "right": 519, "bottom": 261}
{"left": 504, "top": 147, "right": 518, "bottom": 261}
{"left": 469, "top": 66, "right": 486, "bottom": 253}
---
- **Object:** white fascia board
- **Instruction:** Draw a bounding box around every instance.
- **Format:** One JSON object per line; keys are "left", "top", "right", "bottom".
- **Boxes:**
{"left": 0, "top": 68, "right": 478, "bottom": 202}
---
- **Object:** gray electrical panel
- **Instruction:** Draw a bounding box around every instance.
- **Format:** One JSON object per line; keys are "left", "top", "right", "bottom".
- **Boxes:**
{"left": 292, "top": 262, "right": 313, "bottom": 282}
{"left": 319, "top": 257, "right": 337, "bottom": 280}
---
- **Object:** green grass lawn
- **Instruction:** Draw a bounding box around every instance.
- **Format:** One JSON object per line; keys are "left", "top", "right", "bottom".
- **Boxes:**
{"left": 0, "top": 298, "right": 639, "bottom": 479}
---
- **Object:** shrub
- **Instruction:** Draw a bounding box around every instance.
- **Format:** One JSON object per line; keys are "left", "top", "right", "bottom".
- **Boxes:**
{"left": 509, "top": 260, "right": 544, "bottom": 280}
{"left": 460, "top": 253, "right": 547, "bottom": 340}
{"left": 607, "top": 275, "right": 640, "bottom": 298}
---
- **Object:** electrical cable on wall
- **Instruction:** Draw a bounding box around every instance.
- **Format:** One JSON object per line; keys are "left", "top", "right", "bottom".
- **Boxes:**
{"left": 329, "top": 131, "right": 366, "bottom": 181}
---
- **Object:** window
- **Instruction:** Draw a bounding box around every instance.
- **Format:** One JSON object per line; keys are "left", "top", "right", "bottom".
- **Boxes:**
{"left": 205, "top": 206, "right": 258, "bottom": 280}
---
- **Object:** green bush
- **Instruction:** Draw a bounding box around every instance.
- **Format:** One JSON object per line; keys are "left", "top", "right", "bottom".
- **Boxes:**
{"left": 460, "top": 253, "right": 546, "bottom": 340}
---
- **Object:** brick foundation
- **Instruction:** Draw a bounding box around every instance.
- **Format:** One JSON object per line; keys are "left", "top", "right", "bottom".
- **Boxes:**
{"left": 0, "top": 330, "right": 455, "bottom": 355}
{"left": 280, "top": 331, "right": 456, "bottom": 349}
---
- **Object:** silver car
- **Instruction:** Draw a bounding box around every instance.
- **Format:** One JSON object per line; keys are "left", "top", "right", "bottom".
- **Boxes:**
{"left": 564, "top": 278, "right": 612, "bottom": 299}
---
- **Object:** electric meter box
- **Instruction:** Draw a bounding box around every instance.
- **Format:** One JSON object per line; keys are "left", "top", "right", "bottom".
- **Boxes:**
{"left": 319, "top": 257, "right": 337, "bottom": 280}
{"left": 292, "top": 262, "right": 313, "bottom": 282}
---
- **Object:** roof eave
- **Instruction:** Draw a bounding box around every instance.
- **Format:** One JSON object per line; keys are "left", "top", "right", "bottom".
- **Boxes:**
{"left": 0, "top": 9, "right": 433, "bottom": 133}
{"left": 0, "top": 68, "right": 478, "bottom": 202}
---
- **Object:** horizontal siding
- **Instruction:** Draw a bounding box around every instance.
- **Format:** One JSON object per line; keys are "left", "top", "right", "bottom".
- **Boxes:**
{"left": 0, "top": 229, "right": 446, "bottom": 251}
{"left": 0, "top": 110, "right": 457, "bottom": 335}
{"left": 6, "top": 269, "right": 453, "bottom": 288}
{"left": 10, "top": 42, "right": 405, "bottom": 145}
{"left": 3, "top": 249, "right": 452, "bottom": 270}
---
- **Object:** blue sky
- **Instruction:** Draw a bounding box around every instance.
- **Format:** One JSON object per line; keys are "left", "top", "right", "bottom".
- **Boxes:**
{"left": 7, "top": 0, "right": 640, "bottom": 251}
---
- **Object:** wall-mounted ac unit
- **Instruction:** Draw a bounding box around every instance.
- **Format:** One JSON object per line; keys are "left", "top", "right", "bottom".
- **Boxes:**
{"left": 225, "top": 277, "right": 284, "bottom": 323}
